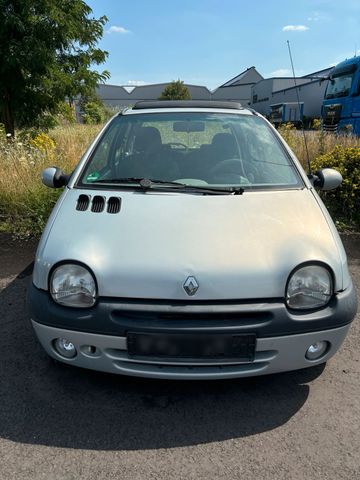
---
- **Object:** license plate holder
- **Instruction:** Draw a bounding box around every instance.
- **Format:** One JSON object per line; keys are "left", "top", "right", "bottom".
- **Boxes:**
{"left": 127, "top": 332, "right": 256, "bottom": 361}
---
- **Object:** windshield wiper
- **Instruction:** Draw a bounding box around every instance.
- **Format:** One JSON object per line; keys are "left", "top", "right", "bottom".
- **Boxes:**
{"left": 95, "top": 177, "right": 185, "bottom": 187}
{"left": 93, "top": 177, "right": 244, "bottom": 195}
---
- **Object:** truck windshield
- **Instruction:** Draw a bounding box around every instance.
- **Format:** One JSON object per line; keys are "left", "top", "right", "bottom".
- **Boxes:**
{"left": 79, "top": 112, "right": 302, "bottom": 191}
{"left": 326, "top": 73, "right": 354, "bottom": 99}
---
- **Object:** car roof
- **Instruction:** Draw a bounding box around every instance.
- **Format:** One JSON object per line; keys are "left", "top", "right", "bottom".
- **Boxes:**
{"left": 122, "top": 100, "right": 256, "bottom": 116}
{"left": 133, "top": 100, "right": 243, "bottom": 110}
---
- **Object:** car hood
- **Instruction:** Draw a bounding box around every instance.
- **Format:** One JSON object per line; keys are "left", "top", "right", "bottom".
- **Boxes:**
{"left": 34, "top": 188, "right": 345, "bottom": 300}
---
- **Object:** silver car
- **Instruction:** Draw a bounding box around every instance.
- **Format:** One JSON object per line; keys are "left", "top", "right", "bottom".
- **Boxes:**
{"left": 28, "top": 100, "right": 358, "bottom": 380}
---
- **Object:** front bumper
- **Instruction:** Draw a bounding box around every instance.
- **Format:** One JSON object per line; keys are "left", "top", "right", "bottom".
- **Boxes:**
{"left": 28, "top": 280, "right": 357, "bottom": 379}
{"left": 32, "top": 320, "right": 351, "bottom": 380}
{"left": 27, "top": 280, "right": 357, "bottom": 338}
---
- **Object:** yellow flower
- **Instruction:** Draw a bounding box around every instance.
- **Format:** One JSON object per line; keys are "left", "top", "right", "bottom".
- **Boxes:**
{"left": 31, "top": 133, "right": 56, "bottom": 152}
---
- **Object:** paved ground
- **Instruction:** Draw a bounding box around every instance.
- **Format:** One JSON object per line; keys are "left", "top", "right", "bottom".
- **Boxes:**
{"left": 0, "top": 234, "right": 359, "bottom": 480}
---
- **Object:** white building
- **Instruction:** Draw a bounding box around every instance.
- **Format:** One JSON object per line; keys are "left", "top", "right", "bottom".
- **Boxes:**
{"left": 250, "top": 67, "right": 333, "bottom": 118}
{"left": 211, "top": 67, "right": 263, "bottom": 105}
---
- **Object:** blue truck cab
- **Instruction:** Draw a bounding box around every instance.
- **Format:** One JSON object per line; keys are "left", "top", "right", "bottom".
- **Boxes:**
{"left": 322, "top": 56, "right": 360, "bottom": 134}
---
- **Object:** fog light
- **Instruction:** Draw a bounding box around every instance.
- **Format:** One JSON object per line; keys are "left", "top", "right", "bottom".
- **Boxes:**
{"left": 305, "top": 341, "right": 329, "bottom": 360}
{"left": 54, "top": 338, "right": 77, "bottom": 358}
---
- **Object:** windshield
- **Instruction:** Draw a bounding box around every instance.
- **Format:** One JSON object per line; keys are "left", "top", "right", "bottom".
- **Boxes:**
{"left": 326, "top": 73, "right": 354, "bottom": 99}
{"left": 79, "top": 112, "right": 302, "bottom": 191}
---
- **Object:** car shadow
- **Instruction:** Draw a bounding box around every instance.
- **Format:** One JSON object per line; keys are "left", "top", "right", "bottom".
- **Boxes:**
{"left": 0, "top": 264, "right": 325, "bottom": 451}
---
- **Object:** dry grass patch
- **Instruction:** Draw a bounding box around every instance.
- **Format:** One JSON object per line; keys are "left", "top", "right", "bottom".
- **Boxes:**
{"left": 0, "top": 124, "right": 101, "bottom": 237}
{"left": 278, "top": 125, "right": 360, "bottom": 168}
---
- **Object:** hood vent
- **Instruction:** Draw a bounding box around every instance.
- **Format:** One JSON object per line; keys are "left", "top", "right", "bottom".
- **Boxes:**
{"left": 76, "top": 194, "right": 90, "bottom": 211}
{"left": 76, "top": 194, "right": 121, "bottom": 214}
{"left": 107, "top": 197, "right": 121, "bottom": 214}
{"left": 91, "top": 196, "right": 105, "bottom": 213}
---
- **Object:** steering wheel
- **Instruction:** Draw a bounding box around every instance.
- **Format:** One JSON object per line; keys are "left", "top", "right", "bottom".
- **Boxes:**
{"left": 210, "top": 158, "right": 245, "bottom": 177}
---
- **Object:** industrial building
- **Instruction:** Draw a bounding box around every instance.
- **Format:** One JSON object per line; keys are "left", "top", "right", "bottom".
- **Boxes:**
{"left": 96, "top": 82, "right": 212, "bottom": 107}
{"left": 211, "top": 67, "right": 263, "bottom": 104}
{"left": 250, "top": 67, "right": 332, "bottom": 118}
{"left": 96, "top": 65, "right": 332, "bottom": 120}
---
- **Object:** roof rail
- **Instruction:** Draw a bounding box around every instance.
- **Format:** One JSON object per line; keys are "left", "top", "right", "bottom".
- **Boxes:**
{"left": 132, "top": 100, "right": 243, "bottom": 110}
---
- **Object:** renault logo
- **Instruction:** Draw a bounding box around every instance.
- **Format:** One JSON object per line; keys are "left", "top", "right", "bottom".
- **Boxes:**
{"left": 183, "top": 276, "right": 199, "bottom": 296}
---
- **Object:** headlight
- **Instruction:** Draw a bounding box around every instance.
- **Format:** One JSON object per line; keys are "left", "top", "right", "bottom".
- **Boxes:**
{"left": 286, "top": 264, "right": 333, "bottom": 310}
{"left": 50, "top": 264, "right": 97, "bottom": 308}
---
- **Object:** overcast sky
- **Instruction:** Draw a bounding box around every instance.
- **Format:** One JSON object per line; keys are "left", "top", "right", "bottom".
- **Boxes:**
{"left": 87, "top": 0, "right": 360, "bottom": 89}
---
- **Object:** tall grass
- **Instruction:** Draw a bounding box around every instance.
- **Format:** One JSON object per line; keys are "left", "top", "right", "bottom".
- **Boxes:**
{"left": 0, "top": 125, "right": 101, "bottom": 237}
{"left": 0, "top": 123, "right": 359, "bottom": 237}
{"left": 278, "top": 124, "right": 360, "bottom": 168}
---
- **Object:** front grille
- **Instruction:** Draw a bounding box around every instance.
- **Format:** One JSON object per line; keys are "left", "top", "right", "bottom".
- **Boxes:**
{"left": 109, "top": 302, "right": 274, "bottom": 337}
{"left": 323, "top": 103, "right": 342, "bottom": 132}
{"left": 112, "top": 309, "right": 272, "bottom": 323}
{"left": 105, "top": 348, "right": 277, "bottom": 378}
{"left": 323, "top": 123, "right": 338, "bottom": 133}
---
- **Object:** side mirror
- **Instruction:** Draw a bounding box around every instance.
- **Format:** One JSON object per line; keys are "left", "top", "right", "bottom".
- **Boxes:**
{"left": 42, "top": 167, "right": 69, "bottom": 188}
{"left": 312, "top": 168, "right": 342, "bottom": 191}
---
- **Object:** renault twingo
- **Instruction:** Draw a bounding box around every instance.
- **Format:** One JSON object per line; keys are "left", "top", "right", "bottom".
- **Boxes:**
{"left": 28, "top": 100, "right": 358, "bottom": 379}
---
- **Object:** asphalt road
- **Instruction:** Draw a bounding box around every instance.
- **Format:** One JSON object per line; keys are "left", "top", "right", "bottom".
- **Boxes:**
{"left": 0, "top": 234, "right": 359, "bottom": 480}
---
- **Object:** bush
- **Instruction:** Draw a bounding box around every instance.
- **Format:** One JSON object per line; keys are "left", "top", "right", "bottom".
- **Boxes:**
{"left": 311, "top": 146, "right": 360, "bottom": 229}
{"left": 57, "top": 102, "right": 77, "bottom": 124}
{"left": 311, "top": 118, "right": 321, "bottom": 130}
{"left": 82, "top": 102, "right": 104, "bottom": 124}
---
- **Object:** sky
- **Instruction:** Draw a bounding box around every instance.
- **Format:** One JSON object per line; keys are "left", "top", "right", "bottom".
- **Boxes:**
{"left": 86, "top": 0, "right": 360, "bottom": 90}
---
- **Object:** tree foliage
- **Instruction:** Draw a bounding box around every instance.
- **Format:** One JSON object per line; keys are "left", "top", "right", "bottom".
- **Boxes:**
{"left": 0, "top": 0, "right": 110, "bottom": 136}
{"left": 159, "top": 80, "right": 191, "bottom": 100}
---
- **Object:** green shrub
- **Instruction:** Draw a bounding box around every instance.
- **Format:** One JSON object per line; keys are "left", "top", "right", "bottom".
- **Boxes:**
{"left": 82, "top": 102, "right": 104, "bottom": 124}
{"left": 0, "top": 187, "right": 61, "bottom": 238}
{"left": 311, "top": 146, "right": 360, "bottom": 229}
{"left": 57, "top": 102, "right": 77, "bottom": 124}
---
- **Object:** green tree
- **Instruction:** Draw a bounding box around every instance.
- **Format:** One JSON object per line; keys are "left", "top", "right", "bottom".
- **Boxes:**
{"left": 0, "top": 0, "right": 110, "bottom": 136}
{"left": 159, "top": 80, "right": 191, "bottom": 100}
{"left": 82, "top": 101, "right": 103, "bottom": 124}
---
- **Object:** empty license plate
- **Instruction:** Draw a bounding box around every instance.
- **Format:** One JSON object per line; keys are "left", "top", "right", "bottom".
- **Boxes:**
{"left": 127, "top": 332, "right": 256, "bottom": 360}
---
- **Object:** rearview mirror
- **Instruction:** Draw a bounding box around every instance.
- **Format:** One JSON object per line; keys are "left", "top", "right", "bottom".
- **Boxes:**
{"left": 313, "top": 168, "right": 342, "bottom": 191}
{"left": 173, "top": 121, "right": 205, "bottom": 132}
{"left": 42, "top": 167, "right": 69, "bottom": 188}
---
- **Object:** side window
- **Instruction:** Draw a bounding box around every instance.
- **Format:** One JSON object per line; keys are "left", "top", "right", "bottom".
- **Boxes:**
{"left": 88, "top": 124, "right": 119, "bottom": 173}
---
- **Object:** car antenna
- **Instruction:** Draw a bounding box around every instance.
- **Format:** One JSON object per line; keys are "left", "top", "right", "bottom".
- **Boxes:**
{"left": 286, "top": 40, "right": 312, "bottom": 176}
